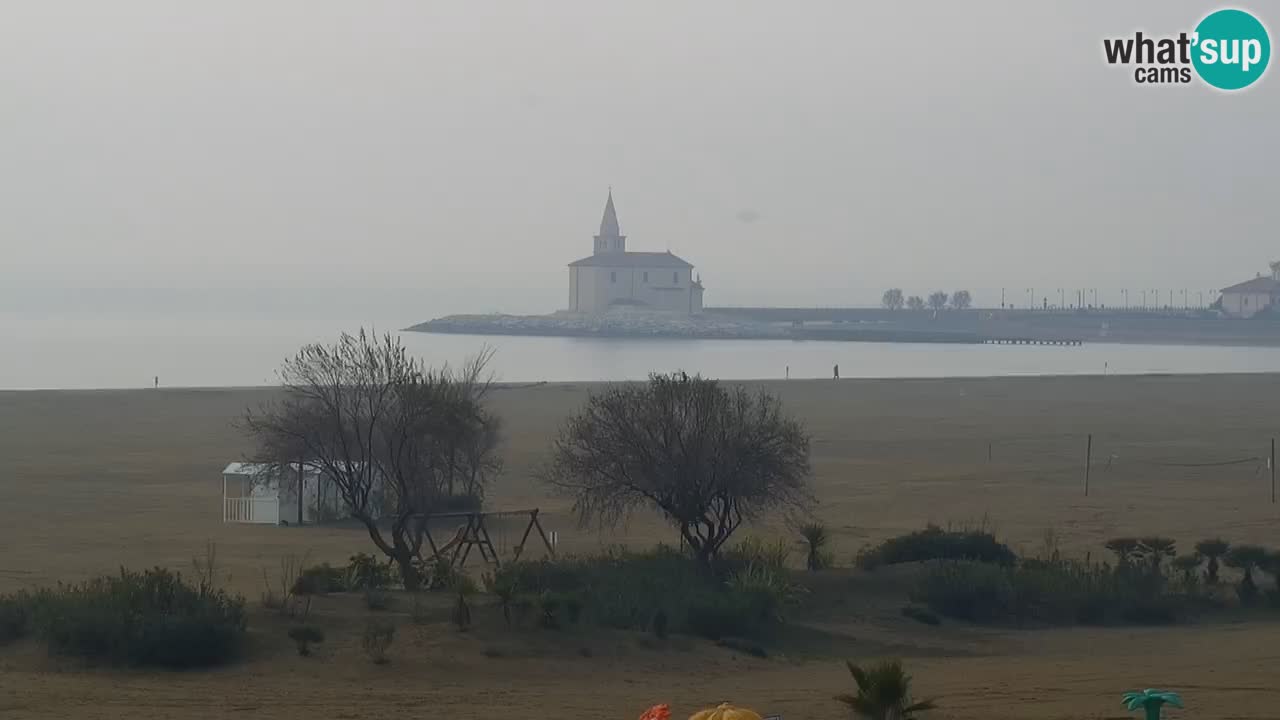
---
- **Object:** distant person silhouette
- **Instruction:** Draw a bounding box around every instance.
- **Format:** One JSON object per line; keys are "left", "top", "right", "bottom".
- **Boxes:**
{"left": 785, "top": 365, "right": 789, "bottom": 380}
{"left": 833, "top": 364, "right": 839, "bottom": 379}
{"left": 154, "top": 376, "right": 159, "bottom": 389}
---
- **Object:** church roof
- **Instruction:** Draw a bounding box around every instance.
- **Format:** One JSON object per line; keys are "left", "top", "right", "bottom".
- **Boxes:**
{"left": 1221, "top": 276, "right": 1280, "bottom": 294}
{"left": 568, "top": 251, "right": 694, "bottom": 268}
{"left": 598, "top": 190, "right": 621, "bottom": 237}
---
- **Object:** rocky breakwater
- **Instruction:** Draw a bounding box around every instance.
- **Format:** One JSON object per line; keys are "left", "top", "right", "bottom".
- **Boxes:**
{"left": 404, "top": 313, "right": 787, "bottom": 340}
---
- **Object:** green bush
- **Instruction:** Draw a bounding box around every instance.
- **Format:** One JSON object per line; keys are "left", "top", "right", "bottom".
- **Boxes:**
{"left": 0, "top": 592, "right": 31, "bottom": 644}
{"left": 27, "top": 567, "right": 245, "bottom": 667}
{"left": 913, "top": 556, "right": 1196, "bottom": 627}
{"left": 912, "top": 560, "right": 1014, "bottom": 622}
{"left": 858, "top": 525, "right": 1017, "bottom": 570}
{"left": 492, "top": 545, "right": 789, "bottom": 639}
{"left": 346, "top": 553, "right": 393, "bottom": 590}
{"left": 293, "top": 563, "right": 347, "bottom": 595}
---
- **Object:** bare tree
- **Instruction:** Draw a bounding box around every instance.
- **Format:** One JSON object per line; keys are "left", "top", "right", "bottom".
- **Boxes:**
{"left": 881, "top": 288, "right": 905, "bottom": 311}
{"left": 906, "top": 295, "right": 925, "bottom": 311}
{"left": 540, "top": 373, "right": 812, "bottom": 569}
{"left": 241, "top": 330, "right": 500, "bottom": 589}
{"left": 950, "top": 290, "right": 972, "bottom": 310}
{"left": 927, "top": 291, "right": 949, "bottom": 311}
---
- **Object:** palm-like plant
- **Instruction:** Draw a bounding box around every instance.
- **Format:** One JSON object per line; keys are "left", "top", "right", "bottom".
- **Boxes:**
{"left": 800, "top": 522, "right": 831, "bottom": 571}
{"left": 836, "top": 660, "right": 937, "bottom": 720}
{"left": 1171, "top": 554, "right": 1201, "bottom": 586}
{"left": 1225, "top": 544, "right": 1269, "bottom": 603}
{"left": 1122, "top": 689, "right": 1182, "bottom": 720}
{"left": 1195, "top": 538, "right": 1230, "bottom": 584}
{"left": 1105, "top": 537, "right": 1141, "bottom": 567}
{"left": 1138, "top": 537, "right": 1177, "bottom": 573}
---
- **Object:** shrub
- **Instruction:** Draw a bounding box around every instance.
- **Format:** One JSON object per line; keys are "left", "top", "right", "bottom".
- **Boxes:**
{"left": 293, "top": 563, "right": 347, "bottom": 595}
{"left": 493, "top": 545, "right": 786, "bottom": 640}
{"left": 28, "top": 567, "right": 246, "bottom": 667}
{"left": 451, "top": 594, "right": 472, "bottom": 631}
{"left": 836, "top": 660, "right": 937, "bottom": 719}
{"left": 799, "top": 522, "right": 832, "bottom": 571}
{"left": 725, "top": 537, "right": 791, "bottom": 574}
{"left": 483, "top": 570, "right": 519, "bottom": 626}
{"left": 912, "top": 561, "right": 1013, "bottom": 622}
{"left": 914, "top": 555, "right": 1200, "bottom": 627}
{"left": 362, "top": 619, "right": 395, "bottom": 664}
{"left": 857, "top": 525, "right": 1016, "bottom": 570}
{"left": 422, "top": 557, "right": 462, "bottom": 592}
{"left": 347, "top": 553, "right": 393, "bottom": 590}
{"left": 1195, "top": 539, "right": 1231, "bottom": 584}
{"left": 0, "top": 592, "right": 31, "bottom": 644}
{"left": 1225, "top": 544, "right": 1270, "bottom": 605}
{"left": 287, "top": 625, "right": 324, "bottom": 656}
{"left": 726, "top": 562, "right": 805, "bottom": 623}
{"left": 537, "top": 590, "right": 564, "bottom": 630}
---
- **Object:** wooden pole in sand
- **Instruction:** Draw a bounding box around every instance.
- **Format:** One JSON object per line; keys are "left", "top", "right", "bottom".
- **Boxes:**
{"left": 1271, "top": 438, "right": 1275, "bottom": 504}
{"left": 1084, "top": 434, "right": 1093, "bottom": 496}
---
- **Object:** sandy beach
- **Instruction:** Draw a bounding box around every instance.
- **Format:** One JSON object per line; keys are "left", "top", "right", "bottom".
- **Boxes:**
{"left": 3, "top": 374, "right": 1280, "bottom": 719}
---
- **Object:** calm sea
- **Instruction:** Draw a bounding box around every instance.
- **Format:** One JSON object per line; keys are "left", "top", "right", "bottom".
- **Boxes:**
{"left": 5, "top": 288, "right": 1280, "bottom": 390}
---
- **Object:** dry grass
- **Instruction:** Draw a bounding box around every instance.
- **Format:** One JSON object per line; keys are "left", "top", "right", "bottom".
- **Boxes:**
{"left": 3, "top": 374, "right": 1280, "bottom": 718}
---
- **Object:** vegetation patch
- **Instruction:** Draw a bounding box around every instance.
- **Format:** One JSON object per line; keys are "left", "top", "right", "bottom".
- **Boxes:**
{"left": 857, "top": 524, "right": 1016, "bottom": 570}
{"left": 11, "top": 567, "right": 245, "bottom": 668}
{"left": 489, "top": 542, "right": 801, "bottom": 641}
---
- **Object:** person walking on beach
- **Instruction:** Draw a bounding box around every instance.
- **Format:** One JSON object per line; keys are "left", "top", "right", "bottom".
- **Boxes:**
{"left": 833, "top": 364, "right": 839, "bottom": 379}
{"left": 154, "top": 376, "right": 159, "bottom": 389}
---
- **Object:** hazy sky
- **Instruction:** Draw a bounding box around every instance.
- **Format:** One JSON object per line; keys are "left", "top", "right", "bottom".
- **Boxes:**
{"left": 2, "top": 1, "right": 1276, "bottom": 308}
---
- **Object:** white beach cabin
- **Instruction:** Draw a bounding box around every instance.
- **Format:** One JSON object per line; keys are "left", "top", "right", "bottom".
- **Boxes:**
{"left": 222, "top": 462, "right": 350, "bottom": 525}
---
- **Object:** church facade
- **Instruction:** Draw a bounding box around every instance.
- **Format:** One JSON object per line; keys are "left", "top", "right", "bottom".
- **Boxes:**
{"left": 567, "top": 192, "right": 704, "bottom": 315}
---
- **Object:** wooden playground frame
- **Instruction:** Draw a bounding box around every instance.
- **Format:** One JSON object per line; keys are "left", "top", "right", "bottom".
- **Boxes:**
{"left": 415, "top": 508, "right": 556, "bottom": 569}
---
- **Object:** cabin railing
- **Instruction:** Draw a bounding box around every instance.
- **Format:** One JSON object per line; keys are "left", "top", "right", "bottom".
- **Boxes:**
{"left": 223, "top": 496, "right": 280, "bottom": 524}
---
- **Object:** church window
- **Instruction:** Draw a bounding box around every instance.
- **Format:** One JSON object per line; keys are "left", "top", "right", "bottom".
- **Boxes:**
{"left": 610, "top": 271, "right": 616, "bottom": 283}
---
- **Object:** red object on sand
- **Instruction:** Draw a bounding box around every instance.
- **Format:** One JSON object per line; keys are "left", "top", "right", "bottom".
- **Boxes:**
{"left": 639, "top": 704, "right": 672, "bottom": 720}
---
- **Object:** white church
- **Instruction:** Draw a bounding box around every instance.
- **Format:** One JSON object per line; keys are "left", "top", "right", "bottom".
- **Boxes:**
{"left": 567, "top": 191, "right": 704, "bottom": 315}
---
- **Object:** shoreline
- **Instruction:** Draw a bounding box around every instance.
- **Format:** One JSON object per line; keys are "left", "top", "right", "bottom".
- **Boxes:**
{"left": 6, "top": 370, "right": 1280, "bottom": 394}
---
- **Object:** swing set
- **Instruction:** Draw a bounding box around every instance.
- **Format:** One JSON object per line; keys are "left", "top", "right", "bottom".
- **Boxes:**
{"left": 414, "top": 508, "right": 556, "bottom": 569}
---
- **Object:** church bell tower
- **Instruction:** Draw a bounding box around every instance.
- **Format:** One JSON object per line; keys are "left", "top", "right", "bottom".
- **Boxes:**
{"left": 593, "top": 189, "right": 626, "bottom": 254}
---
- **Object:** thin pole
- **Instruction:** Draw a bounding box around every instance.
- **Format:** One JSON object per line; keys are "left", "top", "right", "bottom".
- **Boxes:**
{"left": 1271, "top": 438, "right": 1275, "bottom": 504}
{"left": 988, "top": 442, "right": 992, "bottom": 462}
{"left": 1084, "top": 434, "right": 1093, "bottom": 496}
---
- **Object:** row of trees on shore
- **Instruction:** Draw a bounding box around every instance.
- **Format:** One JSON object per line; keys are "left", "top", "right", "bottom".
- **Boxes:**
{"left": 881, "top": 288, "right": 972, "bottom": 311}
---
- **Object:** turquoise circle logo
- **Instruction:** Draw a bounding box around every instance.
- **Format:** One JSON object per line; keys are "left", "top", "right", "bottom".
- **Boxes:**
{"left": 1192, "top": 9, "right": 1270, "bottom": 90}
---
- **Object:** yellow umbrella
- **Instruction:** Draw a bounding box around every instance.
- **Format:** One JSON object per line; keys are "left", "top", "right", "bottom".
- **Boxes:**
{"left": 688, "top": 703, "right": 763, "bottom": 720}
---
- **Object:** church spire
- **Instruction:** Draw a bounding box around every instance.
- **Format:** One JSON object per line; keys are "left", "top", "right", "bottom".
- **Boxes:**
{"left": 599, "top": 189, "right": 620, "bottom": 237}
{"left": 593, "top": 188, "right": 626, "bottom": 254}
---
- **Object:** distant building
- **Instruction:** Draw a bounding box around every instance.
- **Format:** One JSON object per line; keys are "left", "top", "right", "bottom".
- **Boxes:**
{"left": 1219, "top": 262, "right": 1280, "bottom": 318}
{"left": 567, "top": 191, "right": 704, "bottom": 315}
